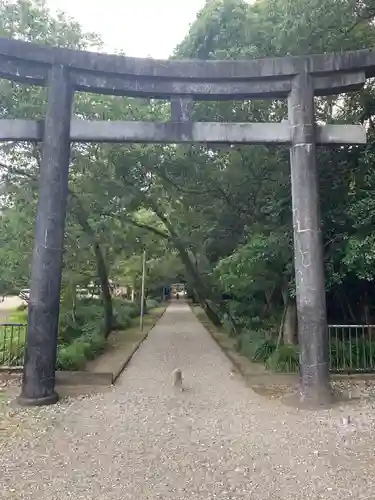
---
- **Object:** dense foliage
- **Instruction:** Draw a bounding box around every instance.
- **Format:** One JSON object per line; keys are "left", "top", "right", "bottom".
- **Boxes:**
{"left": 1, "top": 0, "right": 375, "bottom": 370}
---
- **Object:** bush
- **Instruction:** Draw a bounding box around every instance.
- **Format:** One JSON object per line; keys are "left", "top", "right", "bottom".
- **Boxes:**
{"left": 56, "top": 341, "right": 88, "bottom": 370}
{"left": 235, "top": 330, "right": 271, "bottom": 359}
{"left": 56, "top": 332, "right": 106, "bottom": 370}
{"left": 252, "top": 339, "right": 277, "bottom": 363}
{"left": 58, "top": 302, "right": 103, "bottom": 344}
{"left": 115, "top": 314, "right": 132, "bottom": 330}
{"left": 265, "top": 344, "right": 300, "bottom": 372}
{"left": 235, "top": 330, "right": 300, "bottom": 373}
{"left": 146, "top": 298, "right": 159, "bottom": 310}
{"left": 113, "top": 298, "right": 159, "bottom": 328}
{"left": 113, "top": 299, "right": 138, "bottom": 328}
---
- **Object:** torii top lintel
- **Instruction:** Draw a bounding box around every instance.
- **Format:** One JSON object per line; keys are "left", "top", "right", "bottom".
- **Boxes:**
{"left": 0, "top": 38, "right": 375, "bottom": 99}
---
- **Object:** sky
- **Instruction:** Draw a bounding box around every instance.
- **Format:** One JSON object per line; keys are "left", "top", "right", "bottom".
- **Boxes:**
{"left": 46, "top": 0, "right": 207, "bottom": 58}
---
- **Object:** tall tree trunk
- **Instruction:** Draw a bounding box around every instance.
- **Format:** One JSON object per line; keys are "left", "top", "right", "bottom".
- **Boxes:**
{"left": 130, "top": 197, "right": 228, "bottom": 329}
{"left": 283, "top": 299, "right": 297, "bottom": 344}
{"left": 150, "top": 204, "right": 223, "bottom": 327}
{"left": 361, "top": 282, "right": 375, "bottom": 337}
{"left": 277, "top": 303, "right": 288, "bottom": 349}
{"left": 177, "top": 243, "right": 222, "bottom": 327}
{"left": 93, "top": 240, "right": 114, "bottom": 338}
{"left": 344, "top": 295, "right": 356, "bottom": 322}
{"left": 71, "top": 283, "right": 77, "bottom": 323}
{"left": 70, "top": 195, "right": 114, "bottom": 338}
{"left": 261, "top": 286, "right": 276, "bottom": 319}
{"left": 281, "top": 283, "right": 297, "bottom": 344}
{"left": 363, "top": 285, "right": 372, "bottom": 325}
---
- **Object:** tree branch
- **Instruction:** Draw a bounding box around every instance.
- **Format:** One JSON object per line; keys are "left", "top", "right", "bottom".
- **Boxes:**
{"left": 126, "top": 217, "right": 170, "bottom": 239}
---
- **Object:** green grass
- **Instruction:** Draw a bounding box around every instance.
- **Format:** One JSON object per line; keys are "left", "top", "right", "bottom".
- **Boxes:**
{"left": 7, "top": 309, "right": 27, "bottom": 324}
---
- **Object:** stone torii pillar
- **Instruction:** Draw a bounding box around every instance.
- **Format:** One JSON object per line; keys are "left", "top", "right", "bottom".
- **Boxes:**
{"left": 17, "top": 66, "right": 73, "bottom": 406}
{"left": 288, "top": 72, "right": 330, "bottom": 405}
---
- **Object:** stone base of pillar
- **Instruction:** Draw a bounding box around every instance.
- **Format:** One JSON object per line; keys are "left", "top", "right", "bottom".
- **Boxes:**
{"left": 299, "top": 360, "right": 332, "bottom": 405}
{"left": 299, "top": 386, "right": 333, "bottom": 408}
{"left": 16, "top": 391, "right": 59, "bottom": 407}
{"left": 283, "top": 385, "right": 333, "bottom": 410}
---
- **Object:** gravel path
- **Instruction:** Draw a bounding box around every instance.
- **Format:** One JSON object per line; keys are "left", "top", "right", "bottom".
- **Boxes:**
{"left": 1, "top": 302, "right": 375, "bottom": 499}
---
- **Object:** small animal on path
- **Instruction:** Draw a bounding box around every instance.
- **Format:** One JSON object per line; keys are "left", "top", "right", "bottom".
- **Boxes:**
{"left": 171, "top": 368, "right": 183, "bottom": 391}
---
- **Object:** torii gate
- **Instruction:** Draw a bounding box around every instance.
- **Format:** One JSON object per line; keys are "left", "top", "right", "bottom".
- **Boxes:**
{"left": 0, "top": 38, "right": 372, "bottom": 407}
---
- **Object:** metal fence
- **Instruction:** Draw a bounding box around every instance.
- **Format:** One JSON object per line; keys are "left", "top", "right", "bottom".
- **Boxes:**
{"left": 0, "top": 323, "right": 27, "bottom": 367}
{"left": 328, "top": 325, "right": 375, "bottom": 373}
{"left": 1, "top": 321, "right": 374, "bottom": 373}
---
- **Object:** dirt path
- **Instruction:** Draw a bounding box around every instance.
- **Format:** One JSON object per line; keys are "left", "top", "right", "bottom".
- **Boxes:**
{"left": 1, "top": 302, "right": 375, "bottom": 499}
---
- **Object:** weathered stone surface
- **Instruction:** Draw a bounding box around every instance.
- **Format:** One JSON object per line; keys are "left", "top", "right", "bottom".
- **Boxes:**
{"left": 17, "top": 65, "right": 73, "bottom": 407}
{"left": 0, "top": 38, "right": 372, "bottom": 98}
{"left": 0, "top": 37, "right": 375, "bottom": 79}
{"left": 0, "top": 119, "right": 44, "bottom": 141}
{"left": 0, "top": 54, "right": 48, "bottom": 83}
{"left": 71, "top": 70, "right": 366, "bottom": 98}
{"left": 288, "top": 72, "right": 331, "bottom": 405}
{"left": 317, "top": 123, "right": 366, "bottom": 144}
{"left": 72, "top": 72, "right": 293, "bottom": 99}
{"left": 313, "top": 71, "right": 365, "bottom": 95}
{"left": 171, "top": 97, "right": 193, "bottom": 122}
{"left": 0, "top": 119, "right": 366, "bottom": 145}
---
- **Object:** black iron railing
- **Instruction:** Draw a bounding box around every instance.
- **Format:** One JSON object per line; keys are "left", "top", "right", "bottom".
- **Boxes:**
{"left": 328, "top": 325, "right": 375, "bottom": 373}
{"left": 0, "top": 323, "right": 27, "bottom": 367}
{"left": 1, "top": 321, "right": 374, "bottom": 373}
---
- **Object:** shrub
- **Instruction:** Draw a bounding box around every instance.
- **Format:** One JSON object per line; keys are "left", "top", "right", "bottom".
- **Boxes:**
{"left": 265, "top": 344, "right": 300, "bottom": 372}
{"left": 115, "top": 314, "right": 132, "bottom": 330}
{"left": 252, "top": 339, "right": 277, "bottom": 363}
{"left": 56, "top": 332, "right": 106, "bottom": 370}
{"left": 113, "top": 299, "right": 138, "bottom": 328}
{"left": 235, "top": 329, "right": 270, "bottom": 358}
{"left": 59, "top": 321, "right": 83, "bottom": 345}
{"left": 146, "top": 298, "right": 159, "bottom": 310}
{"left": 58, "top": 302, "right": 103, "bottom": 344}
{"left": 56, "top": 342, "right": 87, "bottom": 370}
{"left": 85, "top": 332, "right": 107, "bottom": 358}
